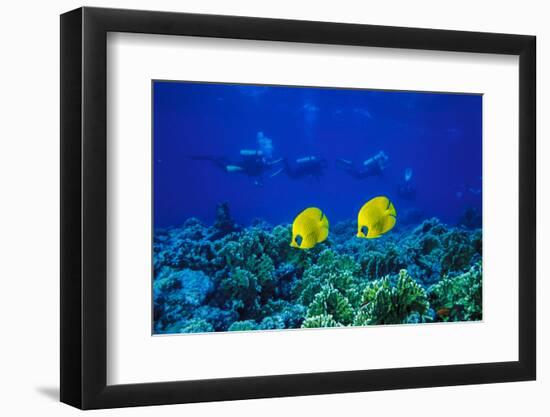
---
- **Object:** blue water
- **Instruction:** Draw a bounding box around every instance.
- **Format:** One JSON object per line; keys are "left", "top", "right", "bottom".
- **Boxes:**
{"left": 153, "top": 81, "right": 482, "bottom": 229}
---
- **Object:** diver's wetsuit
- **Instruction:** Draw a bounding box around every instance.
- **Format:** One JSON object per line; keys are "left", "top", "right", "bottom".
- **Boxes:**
{"left": 336, "top": 151, "right": 388, "bottom": 179}
{"left": 337, "top": 160, "right": 382, "bottom": 179}
{"left": 190, "top": 150, "right": 282, "bottom": 183}
{"left": 284, "top": 156, "right": 327, "bottom": 180}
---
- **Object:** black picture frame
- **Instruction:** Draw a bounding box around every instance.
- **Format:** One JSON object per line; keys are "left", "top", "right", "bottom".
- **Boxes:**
{"left": 60, "top": 6, "right": 536, "bottom": 410}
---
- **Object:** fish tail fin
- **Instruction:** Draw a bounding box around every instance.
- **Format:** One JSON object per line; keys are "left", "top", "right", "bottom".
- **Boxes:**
{"left": 380, "top": 215, "right": 396, "bottom": 234}
{"left": 317, "top": 225, "right": 329, "bottom": 243}
{"left": 317, "top": 212, "right": 329, "bottom": 242}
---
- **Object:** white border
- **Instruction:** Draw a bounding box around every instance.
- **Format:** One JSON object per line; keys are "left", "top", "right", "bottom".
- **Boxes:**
{"left": 106, "top": 33, "right": 519, "bottom": 385}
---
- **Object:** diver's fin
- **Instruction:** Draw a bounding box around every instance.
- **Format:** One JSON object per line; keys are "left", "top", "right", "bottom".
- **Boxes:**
{"left": 336, "top": 159, "right": 354, "bottom": 172}
{"left": 270, "top": 168, "right": 284, "bottom": 178}
{"left": 267, "top": 158, "right": 284, "bottom": 166}
{"left": 189, "top": 155, "right": 229, "bottom": 170}
{"left": 337, "top": 158, "right": 353, "bottom": 166}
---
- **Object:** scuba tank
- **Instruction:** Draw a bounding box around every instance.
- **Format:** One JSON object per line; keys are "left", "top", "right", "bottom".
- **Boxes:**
{"left": 240, "top": 149, "right": 263, "bottom": 157}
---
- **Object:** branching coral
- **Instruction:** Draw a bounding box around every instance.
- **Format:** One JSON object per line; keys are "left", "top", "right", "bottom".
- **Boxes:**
{"left": 354, "top": 270, "right": 429, "bottom": 325}
{"left": 428, "top": 262, "right": 482, "bottom": 322}
{"left": 302, "top": 314, "right": 342, "bottom": 328}
{"left": 293, "top": 249, "right": 360, "bottom": 306}
{"left": 305, "top": 284, "right": 355, "bottom": 325}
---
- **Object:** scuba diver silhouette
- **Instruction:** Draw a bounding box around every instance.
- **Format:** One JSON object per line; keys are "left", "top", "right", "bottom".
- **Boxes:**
{"left": 397, "top": 168, "right": 417, "bottom": 200}
{"left": 336, "top": 150, "right": 389, "bottom": 179}
{"left": 190, "top": 132, "right": 283, "bottom": 185}
{"left": 190, "top": 150, "right": 283, "bottom": 185}
{"left": 283, "top": 156, "right": 328, "bottom": 181}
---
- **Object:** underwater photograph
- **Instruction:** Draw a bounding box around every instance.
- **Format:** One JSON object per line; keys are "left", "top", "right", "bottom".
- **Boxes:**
{"left": 153, "top": 81, "right": 482, "bottom": 335}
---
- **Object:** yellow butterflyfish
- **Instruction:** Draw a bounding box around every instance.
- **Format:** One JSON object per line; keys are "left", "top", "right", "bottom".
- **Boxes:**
{"left": 290, "top": 207, "right": 329, "bottom": 249}
{"left": 356, "top": 196, "right": 396, "bottom": 239}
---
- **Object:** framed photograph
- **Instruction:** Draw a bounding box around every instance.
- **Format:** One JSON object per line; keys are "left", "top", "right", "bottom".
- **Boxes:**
{"left": 60, "top": 7, "right": 536, "bottom": 409}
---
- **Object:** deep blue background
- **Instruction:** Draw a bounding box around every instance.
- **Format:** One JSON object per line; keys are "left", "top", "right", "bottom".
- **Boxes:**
{"left": 153, "top": 81, "right": 482, "bottom": 228}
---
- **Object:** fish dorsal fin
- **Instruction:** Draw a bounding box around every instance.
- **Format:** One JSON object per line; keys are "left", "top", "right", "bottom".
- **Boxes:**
{"left": 386, "top": 201, "right": 397, "bottom": 217}
{"left": 319, "top": 211, "right": 329, "bottom": 228}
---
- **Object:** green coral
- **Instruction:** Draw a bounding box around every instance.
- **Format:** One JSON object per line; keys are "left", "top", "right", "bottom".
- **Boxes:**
{"left": 248, "top": 253, "right": 276, "bottom": 296}
{"left": 214, "top": 228, "right": 278, "bottom": 296}
{"left": 305, "top": 284, "right": 355, "bottom": 325}
{"left": 264, "top": 225, "right": 293, "bottom": 260}
{"left": 428, "top": 262, "right": 482, "bottom": 322}
{"left": 294, "top": 249, "right": 360, "bottom": 306}
{"left": 354, "top": 269, "right": 429, "bottom": 325}
{"left": 302, "top": 314, "right": 342, "bottom": 328}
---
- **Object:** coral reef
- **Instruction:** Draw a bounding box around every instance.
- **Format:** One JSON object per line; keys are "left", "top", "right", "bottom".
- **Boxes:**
{"left": 353, "top": 270, "right": 429, "bottom": 326}
{"left": 305, "top": 284, "right": 355, "bottom": 325}
{"left": 153, "top": 207, "right": 482, "bottom": 333}
{"left": 428, "top": 262, "right": 482, "bottom": 322}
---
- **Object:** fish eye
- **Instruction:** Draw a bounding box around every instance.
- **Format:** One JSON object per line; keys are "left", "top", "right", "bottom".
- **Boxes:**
{"left": 361, "top": 226, "right": 369, "bottom": 236}
{"left": 295, "top": 235, "right": 303, "bottom": 246}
